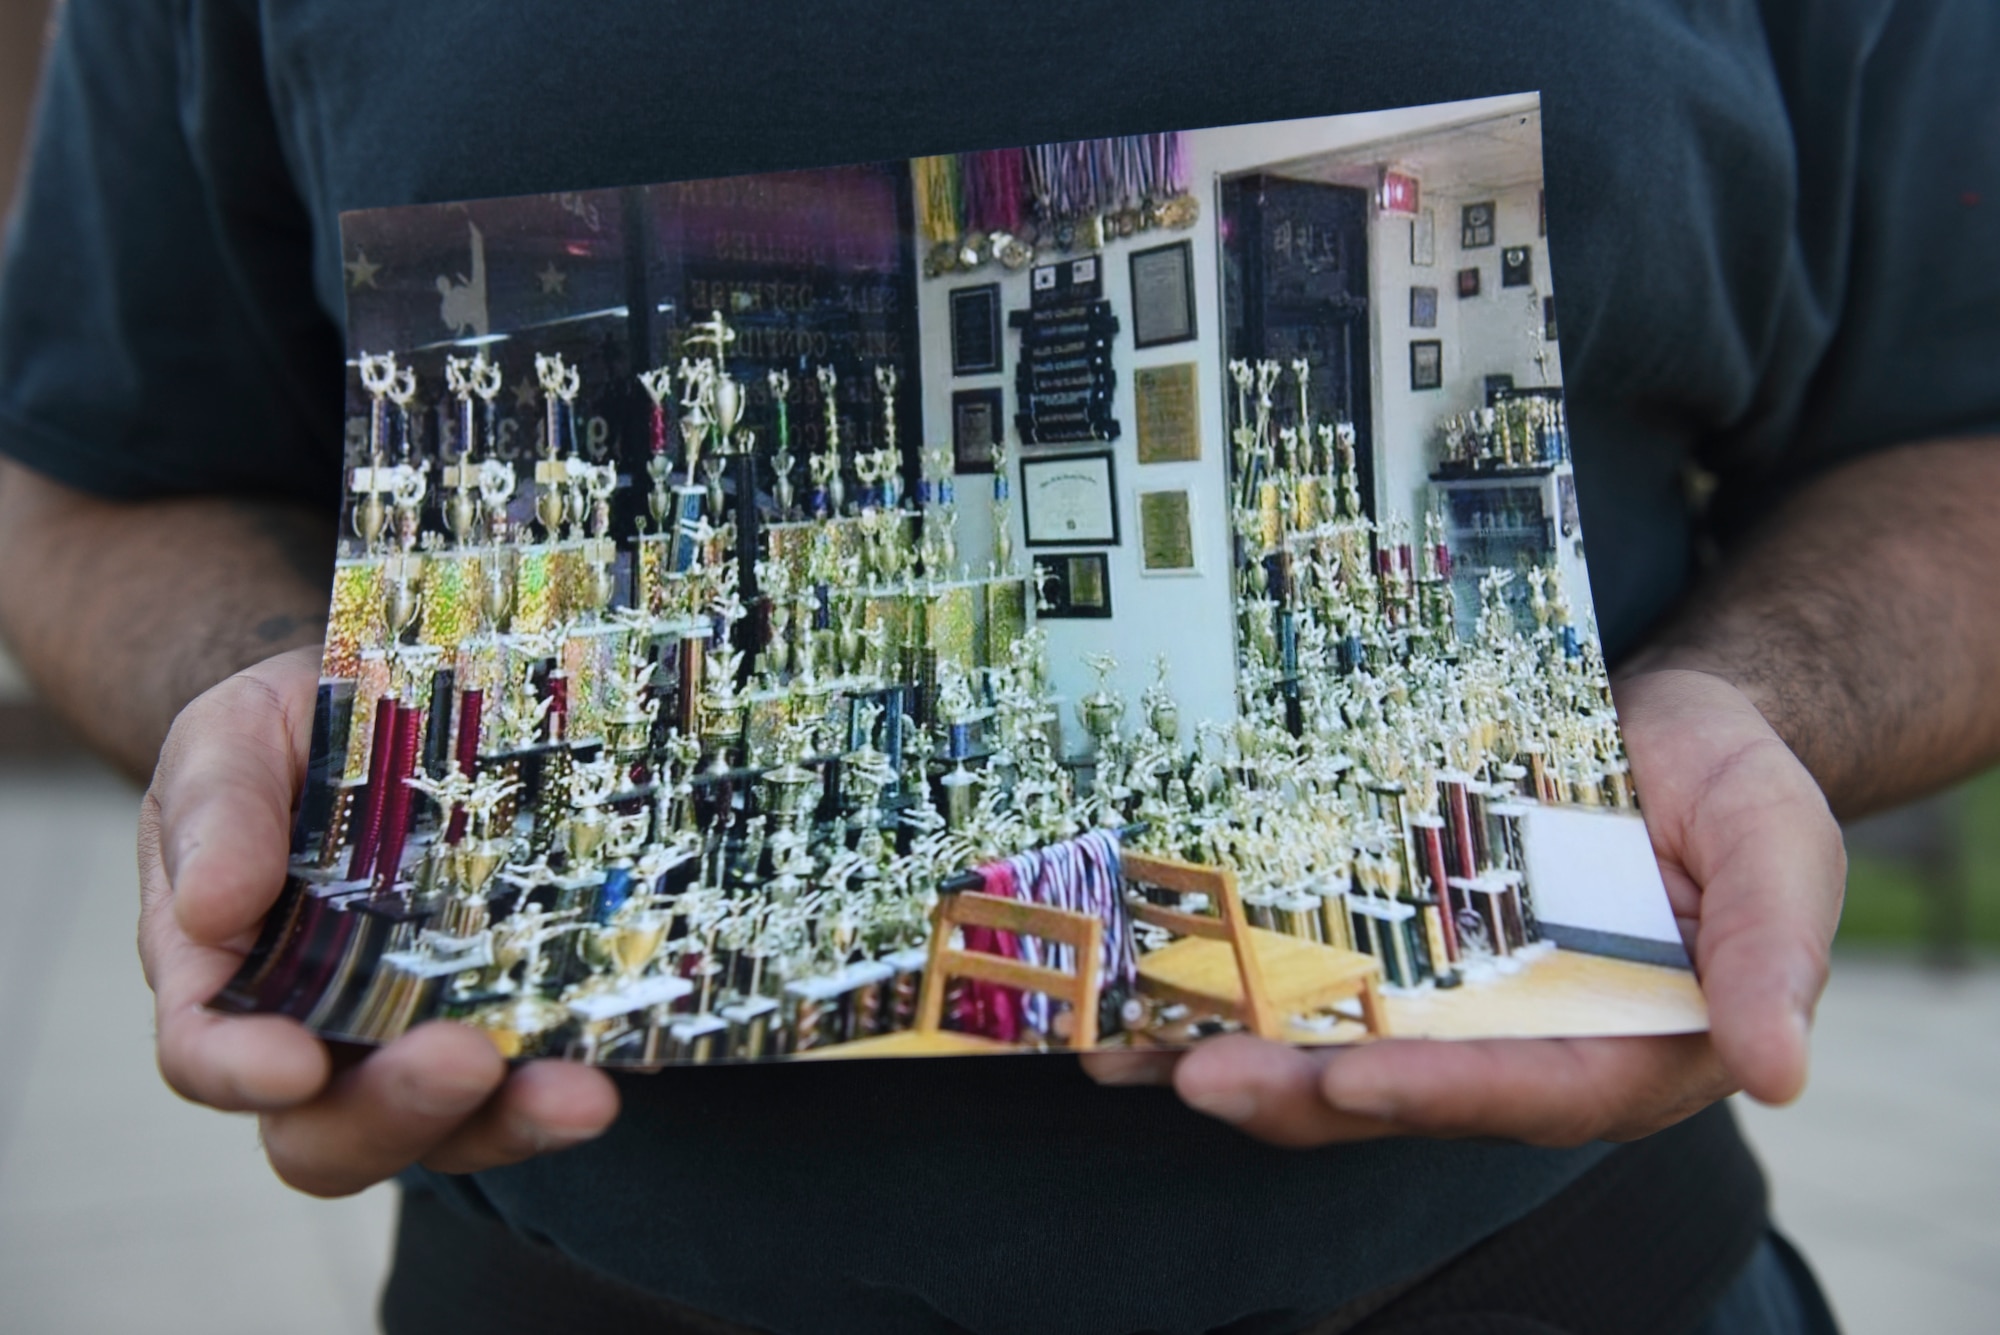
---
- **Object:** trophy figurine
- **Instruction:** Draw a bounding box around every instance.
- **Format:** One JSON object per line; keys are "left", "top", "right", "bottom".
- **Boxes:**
{"left": 637, "top": 364, "right": 677, "bottom": 529}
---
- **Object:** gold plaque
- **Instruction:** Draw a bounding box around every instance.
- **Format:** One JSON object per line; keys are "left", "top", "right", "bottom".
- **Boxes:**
{"left": 1134, "top": 362, "right": 1200, "bottom": 465}
{"left": 1138, "top": 488, "right": 1197, "bottom": 575}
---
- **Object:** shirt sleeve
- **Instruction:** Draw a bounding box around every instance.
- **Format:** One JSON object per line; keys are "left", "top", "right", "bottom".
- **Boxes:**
{"left": 0, "top": 0, "right": 342, "bottom": 505}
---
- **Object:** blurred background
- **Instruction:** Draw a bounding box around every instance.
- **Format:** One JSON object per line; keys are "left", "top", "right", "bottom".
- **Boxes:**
{"left": 0, "top": 4, "right": 1994, "bottom": 1330}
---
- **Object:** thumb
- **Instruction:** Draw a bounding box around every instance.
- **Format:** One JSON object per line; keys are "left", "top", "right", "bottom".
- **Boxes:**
{"left": 151, "top": 647, "right": 321, "bottom": 946}
{"left": 1677, "top": 733, "right": 1844, "bottom": 1104}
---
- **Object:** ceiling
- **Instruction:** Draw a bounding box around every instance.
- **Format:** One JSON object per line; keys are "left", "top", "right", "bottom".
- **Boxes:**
{"left": 1262, "top": 111, "right": 1545, "bottom": 198}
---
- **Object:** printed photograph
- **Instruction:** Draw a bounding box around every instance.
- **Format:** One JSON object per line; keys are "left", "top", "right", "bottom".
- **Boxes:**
{"left": 214, "top": 94, "right": 1706, "bottom": 1066}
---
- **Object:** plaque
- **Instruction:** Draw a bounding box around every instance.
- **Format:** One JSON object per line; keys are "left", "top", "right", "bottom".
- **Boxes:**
{"left": 1138, "top": 488, "right": 1197, "bottom": 576}
{"left": 1134, "top": 363, "right": 1200, "bottom": 465}
{"left": 1030, "top": 551, "right": 1113, "bottom": 619}
{"left": 952, "top": 387, "right": 1003, "bottom": 473}
{"left": 949, "top": 283, "right": 1002, "bottom": 376}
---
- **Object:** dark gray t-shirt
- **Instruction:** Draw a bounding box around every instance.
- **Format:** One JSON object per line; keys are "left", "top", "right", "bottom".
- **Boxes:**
{"left": 3, "top": 2, "right": 1997, "bottom": 1332}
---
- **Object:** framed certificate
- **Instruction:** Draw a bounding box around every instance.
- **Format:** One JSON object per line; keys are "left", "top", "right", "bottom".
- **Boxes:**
{"left": 1129, "top": 240, "right": 1197, "bottom": 348}
{"left": 1021, "top": 450, "right": 1120, "bottom": 547}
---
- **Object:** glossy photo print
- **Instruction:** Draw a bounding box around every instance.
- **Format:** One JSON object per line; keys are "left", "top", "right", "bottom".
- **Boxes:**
{"left": 214, "top": 94, "right": 1707, "bottom": 1067}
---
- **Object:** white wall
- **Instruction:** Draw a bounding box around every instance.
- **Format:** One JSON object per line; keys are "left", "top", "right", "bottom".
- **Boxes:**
{"left": 913, "top": 94, "right": 1543, "bottom": 733}
{"left": 1374, "top": 181, "right": 1556, "bottom": 529}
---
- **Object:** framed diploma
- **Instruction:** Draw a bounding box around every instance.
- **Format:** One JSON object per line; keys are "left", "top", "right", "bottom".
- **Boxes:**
{"left": 1138, "top": 488, "right": 1198, "bottom": 576}
{"left": 949, "top": 283, "right": 1002, "bottom": 375}
{"left": 1129, "top": 240, "right": 1197, "bottom": 348}
{"left": 1133, "top": 362, "right": 1200, "bottom": 464}
{"left": 1021, "top": 449, "right": 1120, "bottom": 546}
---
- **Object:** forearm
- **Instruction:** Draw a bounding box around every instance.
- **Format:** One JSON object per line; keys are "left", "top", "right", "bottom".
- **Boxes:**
{"left": 1628, "top": 436, "right": 2000, "bottom": 820}
{"left": 0, "top": 458, "right": 332, "bottom": 781}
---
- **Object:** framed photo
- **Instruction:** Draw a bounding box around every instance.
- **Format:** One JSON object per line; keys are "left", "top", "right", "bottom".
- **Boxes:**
{"left": 1543, "top": 295, "right": 1559, "bottom": 342}
{"left": 1022, "top": 449, "right": 1120, "bottom": 546}
{"left": 1539, "top": 188, "right": 1547, "bottom": 238}
{"left": 948, "top": 283, "right": 1002, "bottom": 376}
{"left": 1138, "top": 489, "right": 1198, "bottom": 576}
{"left": 951, "top": 387, "right": 1003, "bottom": 474}
{"left": 1410, "top": 340, "right": 1443, "bottom": 392}
{"left": 1461, "top": 200, "right": 1496, "bottom": 249}
{"left": 1411, "top": 209, "right": 1436, "bottom": 267}
{"left": 1457, "top": 266, "right": 1481, "bottom": 299}
{"left": 1129, "top": 240, "right": 1197, "bottom": 348}
{"left": 1031, "top": 552, "right": 1113, "bottom": 619}
{"left": 1502, "top": 246, "right": 1533, "bottom": 288}
{"left": 1409, "top": 285, "right": 1438, "bottom": 329}
{"left": 1134, "top": 362, "right": 1200, "bottom": 464}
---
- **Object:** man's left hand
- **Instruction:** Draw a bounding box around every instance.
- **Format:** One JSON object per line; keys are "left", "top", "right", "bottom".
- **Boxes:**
{"left": 1080, "top": 669, "right": 1844, "bottom": 1148}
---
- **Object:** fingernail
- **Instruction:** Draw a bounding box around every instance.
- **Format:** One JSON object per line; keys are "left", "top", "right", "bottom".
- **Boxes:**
{"left": 1323, "top": 1079, "right": 1398, "bottom": 1121}
{"left": 1092, "top": 1057, "right": 1174, "bottom": 1086}
{"left": 517, "top": 1118, "right": 602, "bottom": 1154}
{"left": 1183, "top": 1087, "right": 1259, "bottom": 1124}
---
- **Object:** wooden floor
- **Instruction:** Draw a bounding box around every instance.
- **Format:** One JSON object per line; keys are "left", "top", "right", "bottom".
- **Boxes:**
{"left": 1288, "top": 946, "right": 1708, "bottom": 1045}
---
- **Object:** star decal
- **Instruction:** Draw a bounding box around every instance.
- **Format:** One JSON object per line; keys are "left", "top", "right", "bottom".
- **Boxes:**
{"left": 344, "top": 249, "right": 381, "bottom": 289}
{"left": 513, "top": 375, "right": 539, "bottom": 411}
{"left": 537, "top": 263, "right": 567, "bottom": 295}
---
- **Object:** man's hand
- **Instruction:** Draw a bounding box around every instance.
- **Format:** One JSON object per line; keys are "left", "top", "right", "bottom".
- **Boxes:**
{"left": 137, "top": 646, "right": 620, "bottom": 1196}
{"left": 1082, "top": 669, "right": 1844, "bottom": 1148}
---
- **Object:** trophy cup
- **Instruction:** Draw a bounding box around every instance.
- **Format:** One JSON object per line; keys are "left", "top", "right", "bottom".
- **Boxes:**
{"left": 1076, "top": 652, "right": 1127, "bottom": 799}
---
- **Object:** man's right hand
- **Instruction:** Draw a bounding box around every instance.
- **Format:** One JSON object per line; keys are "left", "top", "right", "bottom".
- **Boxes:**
{"left": 136, "top": 645, "right": 620, "bottom": 1197}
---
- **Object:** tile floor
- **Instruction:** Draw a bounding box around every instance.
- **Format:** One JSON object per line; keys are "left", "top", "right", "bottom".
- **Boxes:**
{"left": 0, "top": 762, "right": 1992, "bottom": 1333}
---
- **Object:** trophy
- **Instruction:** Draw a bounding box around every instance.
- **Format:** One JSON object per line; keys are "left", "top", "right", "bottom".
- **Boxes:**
{"left": 637, "top": 364, "right": 677, "bottom": 529}
{"left": 874, "top": 364, "right": 902, "bottom": 509}
{"left": 813, "top": 365, "right": 843, "bottom": 517}
{"left": 441, "top": 354, "right": 485, "bottom": 547}
{"left": 768, "top": 368, "right": 795, "bottom": 520}
{"left": 533, "top": 353, "right": 582, "bottom": 541}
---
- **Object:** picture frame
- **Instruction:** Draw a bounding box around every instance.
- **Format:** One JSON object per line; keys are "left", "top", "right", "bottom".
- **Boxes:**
{"left": 1461, "top": 200, "right": 1496, "bottom": 249}
{"left": 1457, "top": 266, "right": 1481, "bottom": 299}
{"left": 1543, "top": 295, "right": 1559, "bottom": 342}
{"left": 951, "top": 387, "right": 1003, "bottom": 474}
{"left": 1410, "top": 340, "right": 1443, "bottom": 392}
{"left": 1030, "top": 551, "right": 1114, "bottom": 619}
{"left": 948, "top": 283, "right": 1002, "bottom": 376}
{"left": 1021, "top": 449, "right": 1120, "bottom": 546}
{"left": 1502, "top": 246, "right": 1533, "bottom": 288}
{"left": 1411, "top": 208, "right": 1436, "bottom": 267}
{"left": 1137, "top": 488, "right": 1199, "bottom": 576}
{"left": 1410, "top": 285, "right": 1438, "bottom": 329}
{"left": 1129, "top": 240, "right": 1197, "bottom": 348}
